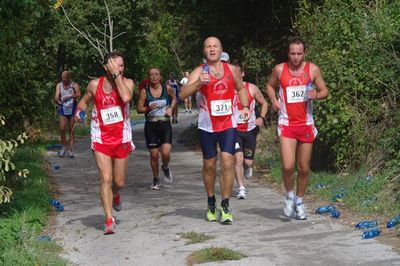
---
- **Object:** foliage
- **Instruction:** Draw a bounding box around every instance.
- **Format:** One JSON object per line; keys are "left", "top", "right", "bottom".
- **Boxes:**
{"left": 187, "top": 247, "right": 246, "bottom": 265}
{"left": 0, "top": 143, "right": 65, "bottom": 265}
{"left": 0, "top": 115, "right": 29, "bottom": 204}
{"left": 180, "top": 231, "right": 215, "bottom": 245}
{"left": 295, "top": 0, "right": 400, "bottom": 171}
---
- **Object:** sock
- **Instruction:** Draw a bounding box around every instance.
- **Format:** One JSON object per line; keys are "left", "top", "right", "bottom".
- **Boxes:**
{"left": 207, "top": 195, "right": 216, "bottom": 206}
{"left": 153, "top": 177, "right": 159, "bottom": 184}
{"left": 221, "top": 198, "right": 230, "bottom": 209}
{"left": 287, "top": 190, "right": 295, "bottom": 200}
{"left": 239, "top": 186, "right": 245, "bottom": 190}
{"left": 295, "top": 197, "right": 304, "bottom": 205}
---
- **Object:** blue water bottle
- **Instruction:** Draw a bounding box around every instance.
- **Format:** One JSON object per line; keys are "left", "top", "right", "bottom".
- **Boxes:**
{"left": 331, "top": 210, "right": 341, "bottom": 218}
{"left": 387, "top": 214, "right": 400, "bottom": 228}
{"left": 49, "top": 199, "right": 64, "bottom": 212}
{"left": 362, "top": 228, "right": 380, "bottom": 239}
{"left": 315, "top": 205, "right": 336, "bottom": 214}
{"left": 202, "top": 63, "right": 210, "bottom": 74}
{"left": 355, "top": 220, "right": 378, "bottom": 229}
{"left": 306, "top": 81, "right": 313, "bottom": 100}
{"left": 79, "top": 111, "right": 86, "bottom": 123}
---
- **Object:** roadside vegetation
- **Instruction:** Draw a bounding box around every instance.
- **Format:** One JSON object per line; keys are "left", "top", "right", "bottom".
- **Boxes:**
{"left": 180, "top": 231, "right": 215, "bottom": 245}
{"left": 187, "top": 247, "right": 246, "bottom": 266}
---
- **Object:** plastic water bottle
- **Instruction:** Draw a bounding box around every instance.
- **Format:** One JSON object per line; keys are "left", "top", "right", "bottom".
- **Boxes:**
{"left": 362, "top": 228, "right": 380, "bottom": 239}
{"left": 332, "top": 194, "right": 345, "bottom": 202}
{"left": 331, "top": 210, "right": 341, "bottom": 218}
{"left": 202, "top": 63, "right": 210, "bottom": 74}
{"left": 315, "top": 205, "right": 336, "bottom": 214}
{"left": 387, "top": 214, "right": 400, "bottom": 228}
{"left": 355, "top": 220, "right": 378, "bottom": 229}
{"left": 79, "top": 111, "right": 86, "bottom": 123}
{"left": 49, "top": 199, "right": 64, "bottom": 211}
{"left": 306, "top": 81, "right": 313, "bottom": 100}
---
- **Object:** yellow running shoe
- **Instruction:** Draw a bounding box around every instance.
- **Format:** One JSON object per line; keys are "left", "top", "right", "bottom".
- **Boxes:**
{"left": 206, "top": 205, "right": 218, "bottom": 222}
{"left": 220, "top": 206, "right": 233, "bottom": 224}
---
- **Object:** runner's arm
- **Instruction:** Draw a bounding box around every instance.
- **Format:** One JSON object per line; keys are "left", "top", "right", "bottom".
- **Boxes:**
{"left": 266, "top": 65, "right": 281, "bottom": 112}
{"left": 106, "top": 58, "right": 134, "bottom": 103}
{"left": 179, "top": 67, "right": 202, "bottom": 100}
{"left": 251, "top": 84, "right": 268, "bottom": 127}
{"left": 75, "top": 80, "right": 95, "bottom": 115}
{"left": 72, "top": 82, "right": 82, "bottom": 99}
{"left": 232, "top": 65, "right": 249, "bottom": 117}
{"left": 167, "top": 85, "right": 177, "bottom": 110}
{"left": 136, "top": 88, "right": 148, "bottom": 114}
{"left": 54, "top": 83, "right": 61, "bottom": 104}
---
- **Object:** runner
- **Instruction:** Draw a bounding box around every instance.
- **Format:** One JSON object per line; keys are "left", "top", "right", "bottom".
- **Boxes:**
{"left": 54, "top": 70, "right": 81, "bottom": 158}
{"left": 75, "top": 51, "right": 135, "bottom": 234}
{"left": 266, "top": 36, "right": 329, "bottom": 220}
{"left": 180, "top": 72, "right": 191, "bottom": 113}
{"left": 166, "top": 72, "right": 179, "bottom": 123}
{"left": 180, "top": 36, "right": 250, "bottom": 224}
{"left": 233, "top": 64, "right": 268, "bottom": 199}
{"left": 137, "top": 67, "right": 176, "bottom": 190}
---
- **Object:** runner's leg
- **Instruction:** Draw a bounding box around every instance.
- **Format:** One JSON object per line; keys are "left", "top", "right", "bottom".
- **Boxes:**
{"left": 94, "top": 151, "right": 114, "bottom": 219}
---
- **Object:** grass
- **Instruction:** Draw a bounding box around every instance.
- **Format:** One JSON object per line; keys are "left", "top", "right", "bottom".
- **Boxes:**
{"left": 0, "top": 143, "right": 67, "bottom": 265}
{"left": 180, "top": 231, "right": 214, "bottom": 244}
{"left": 187, "top": 247, "right": 246, "bottom": 265}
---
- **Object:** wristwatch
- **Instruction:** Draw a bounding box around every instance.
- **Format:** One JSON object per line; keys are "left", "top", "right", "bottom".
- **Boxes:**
{"left": 112, "top": 72, "right": 121, "bottom": 80}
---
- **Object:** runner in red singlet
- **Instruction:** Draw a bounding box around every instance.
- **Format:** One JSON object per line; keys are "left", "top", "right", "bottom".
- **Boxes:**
{"left": 233, "top": 64, "right": 268, "bottom": 200}
{"left": 180, "top": 37, "right": 250, "bottom": 224}
{"left": 266, "top": 36, "right": 329, "bottom": 220}
{"left": 75, "top": 51, "right": 135, "bottom": 234}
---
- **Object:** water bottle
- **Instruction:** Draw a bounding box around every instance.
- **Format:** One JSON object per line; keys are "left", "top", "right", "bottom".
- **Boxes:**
{"left": 362, "top": 228, "right": 380, "bottom": 239}
{"left": 306, "top": 81, "right": 313, "bottom": 100}
{"left": 315, "top": 205, "right": 336, "bottom": 214}
{"left": 201, "top": 63, "right": 210, "bottom": 85}
{"left": 355, "top": 220, "right": 378, "bottom": 229}
{"left": 332, "top": 194, "right": 344, "bottom": 202}
{"left": 49, "top": 199, "right": 64, "bottom": 211}
{"left": 331, "top": 210, "right": 341, "bottom": 218}
{"left": 387, "top": 214, "right": 400, "bottom": 228}
{"left": 202, "top": 63, "right": 210, "bottom": 74}
{"left": 314, "top": 183, "right": 326, "bottom": 190}
{"left": 79, "top": 111, "right": 86, "bottom": 123}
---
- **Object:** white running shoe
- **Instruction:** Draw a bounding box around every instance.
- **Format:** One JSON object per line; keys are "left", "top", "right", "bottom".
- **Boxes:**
{"left": 244, "top": 167, "right": 253, "bottom": 179}
{"left": 58, "top": 147, "right": 66, "bottom": 157}
{"left": 237, "top": 187, "right": 247, "bottom": 199}
{"left": 151, "top": 178, "right": 161, "bottom": 190}
{"left": 283, "top": 197, "right": 295, "bottom": 217}
{"left": 295, "top": 203, "right": 308, "bottom": 220}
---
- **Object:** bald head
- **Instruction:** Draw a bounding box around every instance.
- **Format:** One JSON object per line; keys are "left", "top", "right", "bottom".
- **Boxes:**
{"left": 61, "top": 70, "right": 71, "bottom": 85}
{"left": 203, "top": 37, "right": 223, "bottom": 63}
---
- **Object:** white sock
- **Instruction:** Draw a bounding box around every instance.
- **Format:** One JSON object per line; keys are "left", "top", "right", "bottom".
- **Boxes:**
{"left": 239, "top": 186, "right": 245, "bottom": 190}
{"left": 287, "top": 191, "right": 295, "bottom": 200}
{"left": 295, "top": 197, "right": 304, "bottom": 205}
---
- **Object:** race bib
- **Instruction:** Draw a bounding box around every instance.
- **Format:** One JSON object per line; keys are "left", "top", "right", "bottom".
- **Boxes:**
{"left": 148, "top": 99, "right": 167, "bottom": 117}
{"left": 211, "top": 99, "right": 232, "bottom": 116}
{"left": 100, "top": 106, "right": 123, "bottom": 125}
{"left": 237, "top": 112, "right": 246, "bottom": 124}
{"left": 287, "top": 85, "right": 307, "bottom": 103}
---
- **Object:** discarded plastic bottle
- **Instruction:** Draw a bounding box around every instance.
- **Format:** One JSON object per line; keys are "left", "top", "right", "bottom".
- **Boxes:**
{"left": 331, "top": 210, "right": 341, "bottom": 218}
{"left": 362, "top": 228, "right": 380, "bottom": 239}
{"left": 387, "top": 214, "right": 400, "bottom": 228}
{"left": 355, "top": 220, "right": 378, "bottom": 229}
{"left": 332, "top": 194, "right": 344, "bottom": 202}
{"left": 314, "top": 183, "right": 326, "bottom": 190}
{"left": 315, "top": 205, "right": 336, "bottom": 214}
{"left": 49, "top": 199, "right": 64, "bottom": 212}
{"left": 54, "top": 165, "right": 61, "bottom": 170}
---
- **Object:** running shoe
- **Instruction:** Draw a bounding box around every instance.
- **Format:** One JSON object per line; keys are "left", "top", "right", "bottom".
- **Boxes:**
{"left": 104, "top": 217, "right": 116, "bottom": 235}
{"left": 283, "top": 197, "right": 295, "bottom": 217}
{"left": 113, "top": 192, "right": 122, "bottom": 212}
{"left": 237, "top": 187, "right": 247, "bottom": 200}
{"left": 206, "top": 204, "right": 218, "bottom": 222}
{"left": 244, "top": 167, "right": 253, "bottom": 179}
{"left": 220, "top": 205, "right": 233, "bottom": 224}
{"left": 162, "top": 165, "right": 173, "bottom": 183}
{"left": 295, "top": 203, "right": 308, "bottom": 220}
{"left": 188, "top": 110, "right": 192, "bottom": 114}
{"left": 58, "top": 147, "right": 66, "bottom": 157}
{"left": 151, "top": 178, "right": 161, "bottom": 190}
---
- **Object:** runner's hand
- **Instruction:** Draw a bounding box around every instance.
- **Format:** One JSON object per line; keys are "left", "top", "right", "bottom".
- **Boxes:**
{"left": 165, "top": 107, "right": 172, "bottom": 117}
{"left": 272, "top": 100, "right": 280, "bottom": 112}
{"left": 242, "top": 107, "right": 251, "bottom": 122}
{"left": 199, "top": 73, "right": 210, "bottom": 85}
